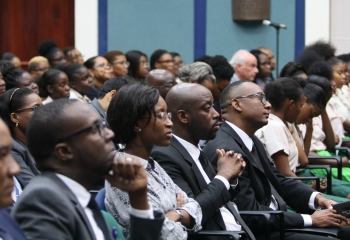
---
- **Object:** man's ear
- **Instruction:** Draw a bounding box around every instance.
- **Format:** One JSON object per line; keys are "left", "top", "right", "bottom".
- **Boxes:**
{"left": 109, "top": 90, "right": 117, "bottom": 100}
{"left": 54, "top": 143, "right": 74, "bottom": 161}
{"left": 289, "top": 99, "right": 295, "bottom": 110}
{"left": 177, "top": 110, "right": 189, "bottom": 124}
{"left": 231, "top": 99, "right": 242, "bottom": 113}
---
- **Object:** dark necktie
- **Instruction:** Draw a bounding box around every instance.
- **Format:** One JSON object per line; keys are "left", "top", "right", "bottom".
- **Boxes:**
{"left": 251, "top": 146, "right": 287, "bottom": 211}
{"left": 88, "top": 197, "right": 111, "bottom": 240}
{"left": 199, "top": 150, "right": 256, "bottom": 240}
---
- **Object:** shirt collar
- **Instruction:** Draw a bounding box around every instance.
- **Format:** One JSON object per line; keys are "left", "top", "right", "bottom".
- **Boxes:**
{"left": 225, "top": 120, "right": 254, "bottom": 151}
{"left": 173, "top": 134, "right": 201, "bottom": 160}
{"left": 56, "top": 173, "right": 91, "bottom": 208}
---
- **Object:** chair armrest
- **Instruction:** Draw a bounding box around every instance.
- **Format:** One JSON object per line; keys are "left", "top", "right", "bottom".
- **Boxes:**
{"left": 240, "top": 211, "right": 284, "bottom": 240}
{"left": 308, "top": 156, "right": 342, "bottom": 180}
{"left": 287, "top": 177, "right": 320, "bottom": 191}
{"left": 334, "top": 146, "right": 350, "bottom": 158}
{"left": 189, "top": 230, "right": 246, "bottom": 239}
{"left": 299, "top": 165, "right": 332, "bottom": 194}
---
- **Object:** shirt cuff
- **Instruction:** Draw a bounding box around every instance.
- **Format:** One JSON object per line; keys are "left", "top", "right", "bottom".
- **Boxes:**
{"left": 130, "top": 205, "right": 154, "bottom": 219}
{"left": 215, "top": 175, "right": 238, "bottom": 190}
{"left": 301, "top": 214, "right": 313, "bottom": 227}
{"left": 309, "top": 192, "right": 322, "bottom": 210}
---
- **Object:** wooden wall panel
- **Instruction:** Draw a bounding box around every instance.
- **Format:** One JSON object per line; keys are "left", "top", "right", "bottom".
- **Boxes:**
{"left": 0, "top": 0, "right": 75, "bottom": 62}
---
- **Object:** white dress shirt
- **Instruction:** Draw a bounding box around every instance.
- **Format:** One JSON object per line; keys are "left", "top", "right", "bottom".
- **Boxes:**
{"left": 173, "top": 135, "right": 241, "bottom": 231}
{"left": 225, "top": 121, "right": 321, "bottom": 227}
{"left": 70, "top": 88, "right": 91, "bottom": 103}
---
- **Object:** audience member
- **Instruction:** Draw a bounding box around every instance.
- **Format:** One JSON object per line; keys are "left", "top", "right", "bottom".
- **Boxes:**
{"left": 12, "top": 99, "right": 165, "bottom": 240}
{"left": 0, "top": 88, "right": 42, "bottom": 182}
{"left": 38, "top": 69, "right": 70, "bottom": 104}
{"left": 63, "top": 46, "right": 84, "bottom": 64}
{"left": 28, "top": 56, "right": 49, "bottom": 78}
{"left": 279, "top": 62, "right": 308, "bottom": 78}
{"left": 144, "top": 69, "right": 175, "bottom": 99}
{"left": 0, "top": 71, "right": 5, "bottom": 97}
{"left": 258, "top": 47, "right": 276, "bottom": 71}
{"left": 229, "top": 50, "right": 258, "bottom": 82}
{"left": 37, "top": 40, "right": 67, "bottom": 68}
{"left": 150, "top": 49, "right": 174, "bottom": 72}
{"left": 170, "top": 52, "right": 184, "bottom": 83}
{"left": 178, "top": 62, "right": 216, "bottom": 90}
{"left": 204, "top": 80, "right": 350, "bottom": 239}
{"left": 84, "top": 56, "right": 112, "bottom": 100}
{"left": 61, "top": 63, "right": 94, "bottom": 103}
{"left": 1, "top": 62, "right": 39, "bottom": 94}
{"left": 1, "top": 52, "right": 21, "bottom": 69}
{"left": 104, "top": 51, "right": 129, "bottom": 77}
{"left": 250, "top": 49, "right": 273, "bottom": 90}
{"left": 151, "top": 83, "right": 255, "bottom": 238}
{"left": 106, "top": 83, "right": 202, "bottom": 239}
{"left": 126, "top": 50, "right": 149, "bottom": 81}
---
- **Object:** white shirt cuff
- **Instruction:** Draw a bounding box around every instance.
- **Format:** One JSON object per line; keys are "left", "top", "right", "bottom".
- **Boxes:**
{"left": 130, "top": 205, "right": 154, "bottom": 219}
{"left": 309, "top": 192, "right": 322, "bottom": 210}
{"left": 215, "top": 175, "right": 238, "bottom": 190}
{"left": 301, "top": 214, "right": 313, "bottom": 227}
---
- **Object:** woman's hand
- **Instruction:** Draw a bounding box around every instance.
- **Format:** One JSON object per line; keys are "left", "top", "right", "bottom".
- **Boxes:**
{"left": 176, "top": 190, "right": 187, "bottom": 208}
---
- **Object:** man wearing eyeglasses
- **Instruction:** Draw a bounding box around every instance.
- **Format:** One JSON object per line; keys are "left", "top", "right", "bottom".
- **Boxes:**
{"left": 11, "top": 99, "right": 164, "bottom": 240}
{"left": 204, "top": 80, "right": 350, "bottom": 240}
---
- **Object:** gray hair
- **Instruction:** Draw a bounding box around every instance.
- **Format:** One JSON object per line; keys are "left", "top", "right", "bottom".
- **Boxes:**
{"left": 229, "top": 49, "right": 249, "bottom": 69}
{"left": 178, "top": 62, "right": 216, "bottom": 85}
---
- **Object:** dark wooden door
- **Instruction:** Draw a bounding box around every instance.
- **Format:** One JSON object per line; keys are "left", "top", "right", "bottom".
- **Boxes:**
{"left": 0, "top": 0, "right": 75, "bottom": 64}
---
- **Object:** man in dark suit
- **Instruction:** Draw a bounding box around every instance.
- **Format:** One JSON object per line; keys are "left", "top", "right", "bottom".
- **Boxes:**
{"left": 204, "top": 80, "right": 350, "bottom": 240}
{"left": 151, "top": 83, "right": 253, "bottom": 238}
{"left": 12, "top": 99, "right": 164, "bottom": 240}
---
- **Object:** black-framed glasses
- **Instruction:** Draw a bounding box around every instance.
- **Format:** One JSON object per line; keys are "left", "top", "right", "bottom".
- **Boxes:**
{"left": 14, "top": 106, "right": 40, "bottom": 113}
{"left": 60, "top": 121, "right": 107, "bottom": 142}
{"left": 234, "top": 92, "right": 267, "bottom": 105}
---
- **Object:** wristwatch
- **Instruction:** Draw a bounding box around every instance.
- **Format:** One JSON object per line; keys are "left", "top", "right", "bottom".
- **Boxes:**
{"left": 174, "top": 209, "right": 184, "bottom": 222}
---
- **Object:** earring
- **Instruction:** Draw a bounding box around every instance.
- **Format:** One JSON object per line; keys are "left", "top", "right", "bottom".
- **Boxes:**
{"left": 138, "top": 128, "right": 142, "bottom": 132}
{"left": 16, "top": 122, "right": 19, "bottom": 127}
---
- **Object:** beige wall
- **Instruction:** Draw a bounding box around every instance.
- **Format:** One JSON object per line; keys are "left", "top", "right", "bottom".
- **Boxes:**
{"left": 330, "top": 0, "right": 350, "bottom": 55}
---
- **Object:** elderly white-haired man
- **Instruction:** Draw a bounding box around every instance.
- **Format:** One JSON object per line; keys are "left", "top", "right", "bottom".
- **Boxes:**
{"left": 178, "top": 62, "right": 216, "bottom": 90}
{"left": 229, "top": 50, "right": 258, "bottom": 82}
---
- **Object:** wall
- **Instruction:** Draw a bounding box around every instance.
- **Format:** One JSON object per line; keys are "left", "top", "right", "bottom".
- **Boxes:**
{"left": 330, "top": 0, "right": 350, "bottom": 55}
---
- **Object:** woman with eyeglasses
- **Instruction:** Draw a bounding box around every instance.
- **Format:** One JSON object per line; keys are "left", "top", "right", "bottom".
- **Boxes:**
{"left": 126, "top": 50, "right": 149, "bottom": 82}
{"left": 84, "top": 56, "right": 113, "bottom": 100}
{"left": 250, "top": 49, "right": 273, "bottom": 90}
{"left": 104, "top": 51, "right": 129, "bottom": 78}
{"left": 38, "top": 69, "right": 70, "bottom": 105}
{"left": 106, "top": 83, "right": 202, "bottom": 239}
{"left": 150, "top": 49, "right": 174, "bottom": 73}
{"left": 0, "top": 88, "right": 42, "bottom": 182}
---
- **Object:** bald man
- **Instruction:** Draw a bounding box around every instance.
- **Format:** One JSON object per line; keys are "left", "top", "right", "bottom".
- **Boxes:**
{"left": 229, "top": 50, "right": 258, "bottom": 82}
{"left": 144, "top": 69, "right": 175, "bottom": 99}
{"left": 150, "top": 83, "right": 255, "bottom": 238}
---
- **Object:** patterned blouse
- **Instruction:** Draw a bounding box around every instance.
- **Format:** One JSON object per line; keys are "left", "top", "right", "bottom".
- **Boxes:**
{"left": 105, "top": 151, "right": 202, "bottom": 240}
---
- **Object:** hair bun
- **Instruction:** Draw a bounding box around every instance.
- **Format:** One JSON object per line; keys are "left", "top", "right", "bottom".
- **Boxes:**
{"left": 37, "top": 40, "right": 59, "bottom": 57}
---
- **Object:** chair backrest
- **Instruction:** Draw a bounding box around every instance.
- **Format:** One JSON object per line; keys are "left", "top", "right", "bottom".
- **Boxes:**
{"left": 95, "top": 188, "right": 106, "bottom": 211}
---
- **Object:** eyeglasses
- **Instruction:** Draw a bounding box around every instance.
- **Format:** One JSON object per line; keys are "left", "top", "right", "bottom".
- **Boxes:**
{"left": 14, "top": 106, "right": 40, "bottom": 113}
{"left": 174, "top": 61, "right": 184, "bottom": 66}
{"left": 140, "top": 61, "right": 149, "bottom": 67}
{"left": 157, "top": 59, "right": 174, "bottom": 64}
{"left": 234, "top": 92, "right": 268, "bottom": 105}
{"left": 155, "top": 112, "right": 172, "bottom": 122}
{"left": 112, "top": 61, "right": 130, "bottom": 67}
{"left": 33, "top": 67, "right": 49, "bottom": 72}
{"left": 94, "top": 63, "right": 112, "bottom": 69}
{"left": 60, "top": 121, "right": 107, "bottom": 142}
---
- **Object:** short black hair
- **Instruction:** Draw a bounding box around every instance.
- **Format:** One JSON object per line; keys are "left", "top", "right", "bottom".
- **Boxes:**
{"left": 0, "top": 88, "right": 35, "bottom": 135}
{"left": 293, "top": 77, "right": 326, "bottom": 110}
{"left": 104, "top": 51, "right": 124, "bottom": 64}
{"left": 37, "top": 39, "right": 61, "bottom": 61}
{"left": 107, "top": 83, "right": 159, "bottom": 145}
{"left": 337, "top": 54, "right": 350, "bottom": 63}
{"left": 195, "top": 55, "right": 212, "bottom": 64}
{"left": 220, "top": 80, "right": 250, "bottom": 106}
{"left": 1, "top": 62, "right": 26, "bottom": 89}
{"left": 308, "top": 61, "right": 333, "bottom": 81}
{"left": 264, "top": 77, "right": 303, "bottom": 110}
{"left": 60, "top": 63, "right": 85, "bottom": 83}
{"left": 307, "top": 75, "right": 332, "bottom": 97}
{"left": 37, "top": 69, "right": 64, "bottom": 98}
{"left": 84, "top": 56, "right": 98, "bottom": 69}
{"left": 327, "top": 57, "right": 343, "bottom": 68}
{"left": 150, "top": 49, "right": 168, "bottom": 70}
{"left": 126, "top": 50, "right": 148, "bottom": 80}
{"left": 1, "top": 52, "right": 16, "bottom": 61}
{"left": 98, "top": 76, "right": 135, "bottom": 99}
{"left": 27, "top": 99, "right": 78, "bottom": 164}
{"left": 279, "top": 62, "right": 307, "bottom": 78}
{"left": 208, "top": 55, "right": 234, "bottom": 81}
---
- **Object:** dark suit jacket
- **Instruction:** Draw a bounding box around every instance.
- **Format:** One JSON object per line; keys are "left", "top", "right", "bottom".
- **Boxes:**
{"left": 11, "top": 137, "right": 40, "bottom": 183}
{"left": 203, "top": 122, "right": 316, "bottom": 236}
{"left": 0, "top": 209, "right": 27, "bottom": 240}
{"left": 151, "top": 137, "right": 239, "bottom": 232}
{"left": 12, "top": 172, "right": 164, "bottom": 240}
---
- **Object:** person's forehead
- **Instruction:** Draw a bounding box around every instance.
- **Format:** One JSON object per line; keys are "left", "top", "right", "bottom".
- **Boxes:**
{"left": 238, "top": 82, "right": 262, "bottom": 95}
{"left": 65, "top": 102, "right": 100, "bottom": 127}
{"left": 159, "top": 53, "right": 172, "bottom": 60}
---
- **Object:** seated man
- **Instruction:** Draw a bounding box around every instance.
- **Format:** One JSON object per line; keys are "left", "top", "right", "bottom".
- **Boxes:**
{"left": 229, "top": 50, "right": 258, "bottom": 83}
{"left": 144, "top": 69, "right": 175, "bottom": 99}
{"left": 204, "top": 80, "right": 350, "bottom": 240}
{"left": 12, "top": 99, "right": 164, "bottom": 240}
{"left": 151, "top": 83, "right": 256, "bottom": 238}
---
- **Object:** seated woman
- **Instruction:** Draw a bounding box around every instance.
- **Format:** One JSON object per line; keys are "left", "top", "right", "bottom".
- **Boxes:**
{"left": 106, "top": 83, "right": 202, "bottom": 239}
{"left": 104, "top": 51, "right": 129, "bottom": 78}
{"left": 126, "top": 50, "right": 149, "bottom": 82}
{"left": 256, "top": 78, "right": 350, "bottom": 201}
{"left": 37, "top": 69, "right": 70, "bottom": 104}
{"left": 61, "top": 63, "right": 94, "bottom": 102}
{"left": 1, "top": 62, "right": 39, "bottom": 94}
{"left": 37, "top": 39, "right": 66, "bottom": 68}
{"left": 250, "top": 49, "right": 273, "bottom": 90}
{"left": 63, "top": 46, "right": 84, "bottom": 64}
{"left": 0, "top": 88, "right": 42, "bottom": 182}
{"left": 84, "top": 56, "right": 113, "bottom": 100}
